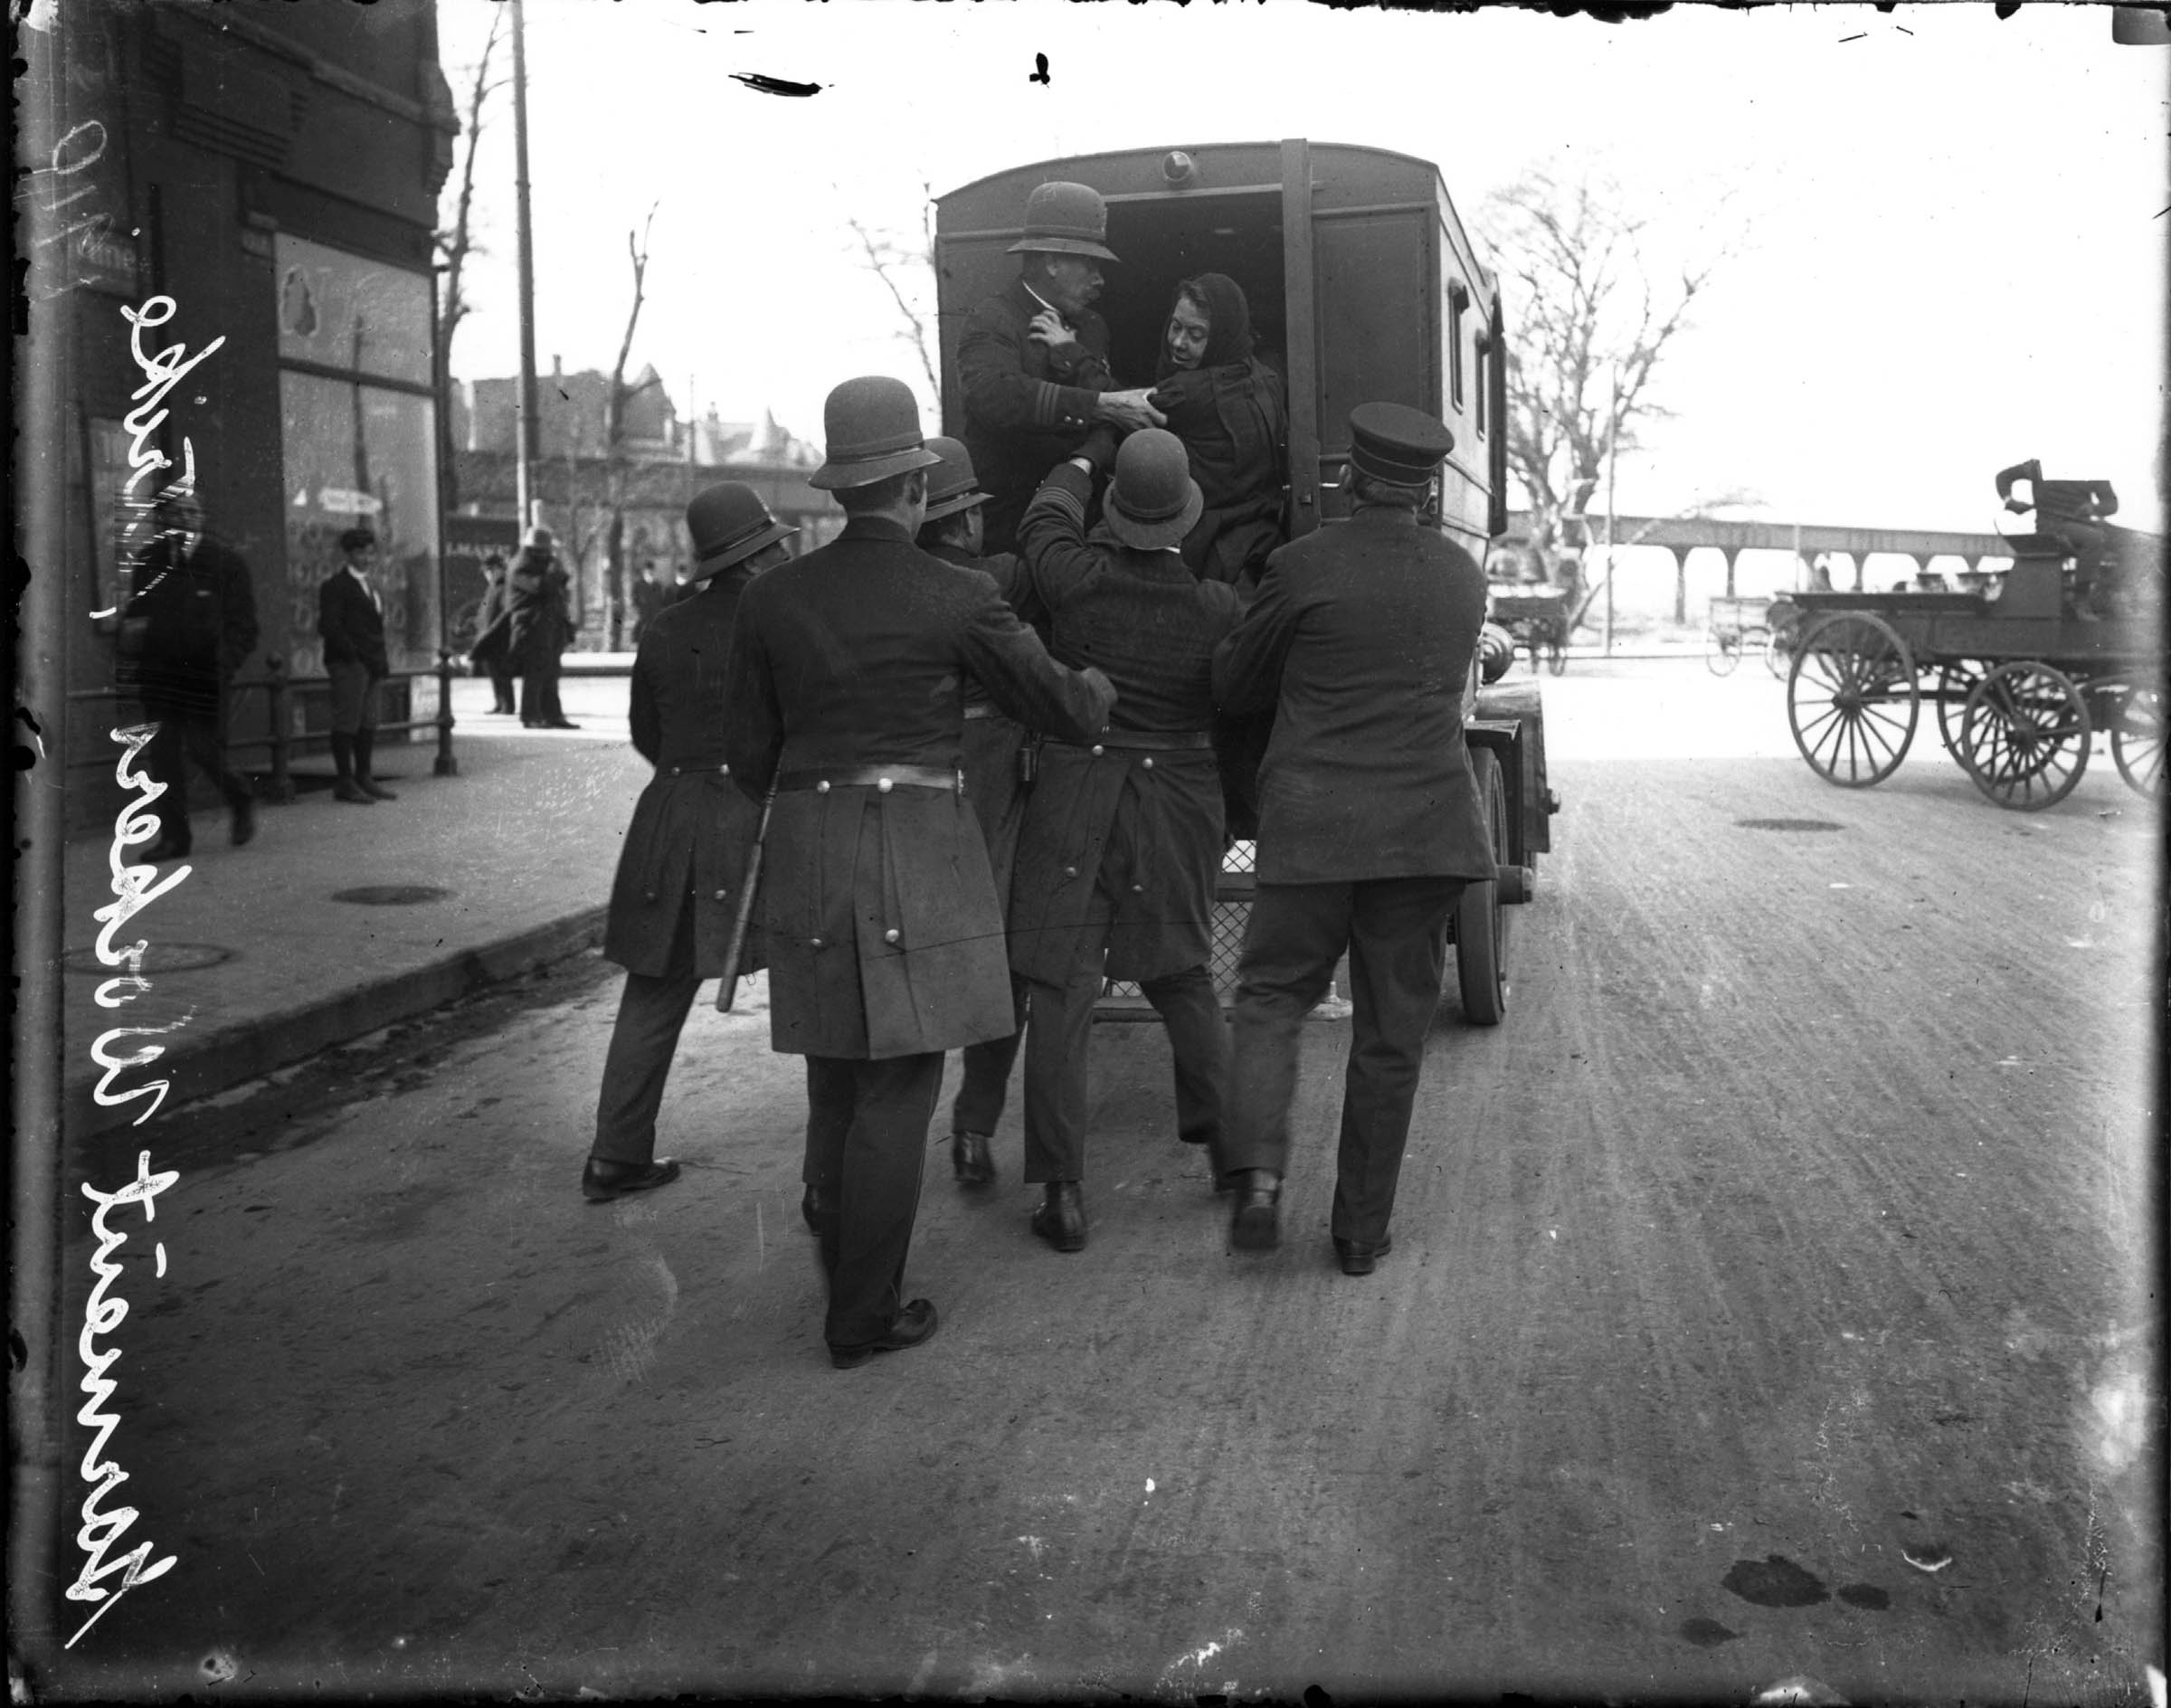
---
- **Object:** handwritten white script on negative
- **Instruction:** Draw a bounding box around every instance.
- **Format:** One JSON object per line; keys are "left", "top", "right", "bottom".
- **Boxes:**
{"left": 69, "top": 726, "right": 190, "bottom": 1646}
{"left": 92, "top": 293, "right": 225, "bottom": 617}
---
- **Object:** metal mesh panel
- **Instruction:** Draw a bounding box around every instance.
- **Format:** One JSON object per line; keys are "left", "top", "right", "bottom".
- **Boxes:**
{"left": 1102, "top": 843, "right": 1255, "bottom": 1011}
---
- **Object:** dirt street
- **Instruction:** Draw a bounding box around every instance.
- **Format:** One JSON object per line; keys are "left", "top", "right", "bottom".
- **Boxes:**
{"left": 51, "top": 664, "right": 2160, "bottom": 1703}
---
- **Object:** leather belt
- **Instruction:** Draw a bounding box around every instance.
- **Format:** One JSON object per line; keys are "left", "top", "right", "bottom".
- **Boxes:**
{"left": 1057, "top": 729, "right": 1214, "bottom": 753}
{"left": 776, "top": 764, "right": 962, "bottom": 795}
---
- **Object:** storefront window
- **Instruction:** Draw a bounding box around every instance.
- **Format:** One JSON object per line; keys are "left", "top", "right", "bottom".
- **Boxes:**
{"left": 274, "top": 233, "right": 432, "bottom": 386}
{"left": 280, "top": 371, "right": 441, "bottom": 678}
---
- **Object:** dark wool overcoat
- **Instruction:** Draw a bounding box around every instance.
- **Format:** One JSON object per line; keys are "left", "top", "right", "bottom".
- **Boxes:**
{"left": 1212, "top": 502, "right": 1495, "bottom": 886}
{"left": 318, "top": 569, "right": 390, "bottom": 678}
{"left": 920, "top": 539, "right": 1044, "bottom": 906}
{"left": 120, "top": 530, "right": 260, "bottom": 711}
{"left": 958, "top": 277, "right": 1117, "bottom": 555}
{"left": 602, "top": 569, "right": 767, "bottom": 979}
{"left": 506, "top": 548, "right": 574, "bottom": 668}
{"left": 1009, "top": 464, "right": 1242, "bottom": 985}
{"left": 723, "top": 516, "right": 1114, "bottom": 1060}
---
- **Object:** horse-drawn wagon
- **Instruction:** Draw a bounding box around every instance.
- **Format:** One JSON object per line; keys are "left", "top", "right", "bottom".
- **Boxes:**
{"left": 1783, "top": 461, "right": 2164, "bottom": 809}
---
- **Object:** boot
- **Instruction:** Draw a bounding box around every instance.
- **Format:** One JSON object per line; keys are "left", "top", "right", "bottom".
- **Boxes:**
{"left": 951, "top": 1130, "right": 996, "bottom": 1186}
{"left": 330, "top": 733, "right": 374, "bottom": 805}
{"left": 1229, "top": 1169, "right": 1282, "bottom": 1251}
{"left": 353, "top": 728, "right": 398, "bottom": 801}
{"left": 1030, "top": 1181, "right": 1087, "bottom": 1253}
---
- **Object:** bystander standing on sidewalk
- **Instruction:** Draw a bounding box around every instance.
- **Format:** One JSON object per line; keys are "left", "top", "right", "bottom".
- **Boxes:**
{"left": 468, "top": 554, "right": 517, "bottom": 714}
{"left": 318, "top": 526, "right": 397, "bottom": 804}
{"left": 508, "top": 526, "right": 579, "bottom": 729}
{"left": 119, "top": 488, "right": 261, "bottom": 859}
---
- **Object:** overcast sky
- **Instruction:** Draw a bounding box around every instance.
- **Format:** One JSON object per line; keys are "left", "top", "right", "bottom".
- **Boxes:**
{"left": 437, "top": 1, "right": 2168, "bottom": 537}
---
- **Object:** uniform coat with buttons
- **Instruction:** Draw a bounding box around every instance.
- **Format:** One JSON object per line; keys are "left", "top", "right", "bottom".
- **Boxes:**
{"left": 959, "top": 279, "right": 1118, "bottom": 555}
{"left": 602, "top": 568, "right": 766, "bottom": 979}
{"left": 722, "top": 515, "right": 1114, "bottom": 1061}
{"left": 1010, "top": 463, "right": 1243, "bottom": 985}
{"left": 1211, "top": 503, "right": 1494, "bottom": 884}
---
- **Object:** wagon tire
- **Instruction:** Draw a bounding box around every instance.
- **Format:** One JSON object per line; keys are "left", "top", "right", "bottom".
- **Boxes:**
{"left": 2109, "top": 684, "right": 2165, "bottom": 800}
{"left": 1455, "top": 747, "right": 1509, "bottom": 1026}
{"left": 1787, "top": 612, "right": 1920, "bottom": 788}
{"left": 1958, "top": 660, "right": 2091, "bottom": 811}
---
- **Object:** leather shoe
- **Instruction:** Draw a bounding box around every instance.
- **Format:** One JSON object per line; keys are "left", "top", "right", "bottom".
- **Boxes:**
{"left": 231, "top": 797, "right": 256, "bottom": 847}
{"left": 333, "top": 778, "right": 375, "bottom": 804}
{"left": 356, "top": 776, "right": 399, "bottom": 802}
{"left": 951, "top": 1130, "right": 995, "bottom": 1186}
{"left": 1229, "top": 1170, "right": 1282, "bottom": 1250}
{"left": 801, "top": 1182, "right": 834, "bottom": 1233}
{"left": 830, "top": 1298, "right": 939, "bottom": 1370}
{"left": 1333, "top": 1232, "right": 1393, "bottom": 1276}
{"left": 581, "top": 1156, "right": 682, "bottom": 1202}
{"left": 1030, "top": 1181, "right": 1087, "bottom": 1253}
{"left": 544, "top": 718, "right": 582, "bottom": 730}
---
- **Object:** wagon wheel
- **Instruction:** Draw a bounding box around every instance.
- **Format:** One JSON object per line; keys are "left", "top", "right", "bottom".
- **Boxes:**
{"left": 1705, "top": 627, "right": 1742, "bottom": 677}
{"left": 1787, "top": 612, "right": 1920, "bottom": 788}
{"left": 2109, "top": 684, "right": 2165, "bottom": 799}
{"left": 1933, "top": 659, "right": 1988, "bottom": 758}
{"left": 1957, "top": 661, "right": 2091, "bottom": 811}
{"left": 1454, "top": 746, "right": 1509, "bottom": 1026}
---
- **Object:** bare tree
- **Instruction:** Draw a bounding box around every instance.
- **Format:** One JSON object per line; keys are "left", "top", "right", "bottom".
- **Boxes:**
{"left": 1485, "top": 166, "right": 1739, "bottom": 617}
{"left": 602, "top": 202, "right": 662, "bottom": 647}
{"left": 842, "top": 178, "right": 940, "bottom": 401}
{"left": 432, "top": 9, "right": 507, "bottom": 511}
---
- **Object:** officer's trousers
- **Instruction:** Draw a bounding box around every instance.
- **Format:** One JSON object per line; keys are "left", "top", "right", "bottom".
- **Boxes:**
{"left": 801, "top": 1052, "right": 943, "bottom": 1352}
{"left": 1223, "top": 877, "right": 1464, "bottom": 1247}
{"left": 1019, "top": 871, "right": 1228, "bottom": 1184}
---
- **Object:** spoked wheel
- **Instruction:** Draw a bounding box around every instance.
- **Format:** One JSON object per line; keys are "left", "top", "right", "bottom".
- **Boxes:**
{"left": 1705, "top": 629, "right": 1742, "bottom": 677}
{"left": 1454, "top": 745, "right": 1509, "bottom": 1026}
{"left": 1787, "top": 613, "right": 1920, "bottom": 788}
{"left": 2109, "top": 684, "right": 2165, "bottom": 799}
{"left": 1958, "top": 661, "right": 2091, "bottom": 811}
{"left": 1933, "top": 659, "right": 1988, "bottom": 758}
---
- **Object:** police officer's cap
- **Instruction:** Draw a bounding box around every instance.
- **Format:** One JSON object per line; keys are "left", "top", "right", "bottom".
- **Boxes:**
{"left": 1104, "top": 429, "right": 1203, "bottom": 552}
{"left": 686, "top": 483, "right": 798, "bottom": 581}
{"left": 808, "top": 376, "right": 944, "bottom": 492}
{"left": 920, "top": 437, "right": 991, "bottom": 524}
{"left": 1007, "top": 181, "right": 1120, "bottom": 263}
{"left": 1348, "top": 403, "right": 1455, "bottom": 486}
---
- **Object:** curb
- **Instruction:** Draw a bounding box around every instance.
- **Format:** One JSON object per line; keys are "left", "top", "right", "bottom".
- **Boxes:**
{"left": 68, "top": 905, "right": 611, "bottom": 1143}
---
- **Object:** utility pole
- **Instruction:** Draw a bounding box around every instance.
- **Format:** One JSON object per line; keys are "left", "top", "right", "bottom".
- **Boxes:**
{"left": 1603, "top": 368, "right": 1619, "bottom": 657}
{"left": 510, "top": 0, "right": 541, "bottom": 533}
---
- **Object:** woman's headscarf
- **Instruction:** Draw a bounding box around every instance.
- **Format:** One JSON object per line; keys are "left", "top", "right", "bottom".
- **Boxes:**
{"left": 1157, "top": 272, "right": 1255, "bottom": 380}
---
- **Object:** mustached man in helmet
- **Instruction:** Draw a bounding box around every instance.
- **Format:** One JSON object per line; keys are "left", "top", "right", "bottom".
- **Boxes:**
{"left": 958, "top": 180, "right": 1167, "bottom": 556}
{"left": 914, "top": 437, "right": 1048, "bottom": 1191}
{"left": 723, "top": 376, "right": 1116, "bottom": 1370}
{"left": 1006, "top": 428, "right": 1243, "bottom": 1253}
{"left": 1211, "top": 404, "right": 1495, "bottom": 1276}
{"left": 581, "top": 484, "right": 797, "bottom": 1204}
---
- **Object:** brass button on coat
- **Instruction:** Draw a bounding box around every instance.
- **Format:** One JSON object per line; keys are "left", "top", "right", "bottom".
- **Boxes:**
{"left": 816, "top": 780, "right": 831, "bottom": 794}
{"left": 1090, "top": 745, "right": 1105, "bottom": 756}
{"left": 1141, "top": 756, "right": 1154, "bottom": 770}
{"left": 713, "top": 888, "right": 729, "bottom": 901}
{"left": 877, "top": 777, "right": 894, "bottom": 793}
{"left": 884, "top": 928, "right": 900, "bottom": 944}
{"left": 810, "top": 936, "right": 824, "bottom": 949}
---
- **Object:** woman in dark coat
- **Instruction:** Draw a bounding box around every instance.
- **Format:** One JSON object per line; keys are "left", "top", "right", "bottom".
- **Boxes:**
{"left": 1147, "top": 271, "right": 1289, "bottom": 587}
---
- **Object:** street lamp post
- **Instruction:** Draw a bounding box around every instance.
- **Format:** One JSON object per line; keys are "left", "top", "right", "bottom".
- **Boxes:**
{"left": 509, "top": 0, "right": 541, "bottom": 533}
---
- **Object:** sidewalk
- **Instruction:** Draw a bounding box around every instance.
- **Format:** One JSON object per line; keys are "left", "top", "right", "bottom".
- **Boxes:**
{"left": 58, "top": 676, "right": 648, "bottom": 1141}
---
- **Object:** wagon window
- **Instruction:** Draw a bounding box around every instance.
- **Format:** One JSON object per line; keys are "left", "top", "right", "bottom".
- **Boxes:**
{"left": 1474, "top": 333, "right": 1487, "bottom": 437}
{"left": 1446, "top": 280, "right": 1468, "bottom": 412}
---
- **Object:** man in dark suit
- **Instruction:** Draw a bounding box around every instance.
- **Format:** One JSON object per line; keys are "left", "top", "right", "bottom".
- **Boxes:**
{"left": 583, "top": 485, "right": 799, "bottom": 1202}
{"left": 469, "top": 555, "right": 517, "bottom": 714}
{"left": 507, "top": 525, "right": 578, "bottom": 729}
{"left": 958, "top": 180, "right": 1164, "bottom": 555}
{"left": 724, "top": 376, "right": 1115, "bottom": 1371}
{"left": 317, "top": 525, "right": 395, "bottom": 804}
{"left": 1211, "top": 403, "right": 1496, "bottom": 1274}
{"left": 914, "top": 438, "right": 1042, "bottom": 1190}
{"left": 1009, "top": 429, "right": 1242, "bottom": 1252}
{"left": 119, "top": 489, "right": 261, "bottom": 860}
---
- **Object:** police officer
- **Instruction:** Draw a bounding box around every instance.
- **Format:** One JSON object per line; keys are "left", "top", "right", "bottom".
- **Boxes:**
{"left": 1010, "top": 429, "right": 1242, "bottom": 1252}
{"left": 915, "top": 438, "right": 1041, "bottom": 1188}
{"left": 957, "top": 181, "right": 1164, "bottom": 555}
{"left": 583, "top": 484, "right": 797, "bottom": 1202}
{"left": 723, "top": 377, "right": 1115, "bottom": 1369}
{"left": 1210, "top": 403, "right": 1494, "bottom": 1274}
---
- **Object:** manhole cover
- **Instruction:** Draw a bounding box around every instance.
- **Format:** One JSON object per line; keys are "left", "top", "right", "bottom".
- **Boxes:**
{"left": 1735, "top": 819, "right": 1844, "bottom": 833}
{"left": 330, "top": 885, "right": 453, "bottom": 906}
{"left": 62, "top": 942, "right": 234, "bottom": 974}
